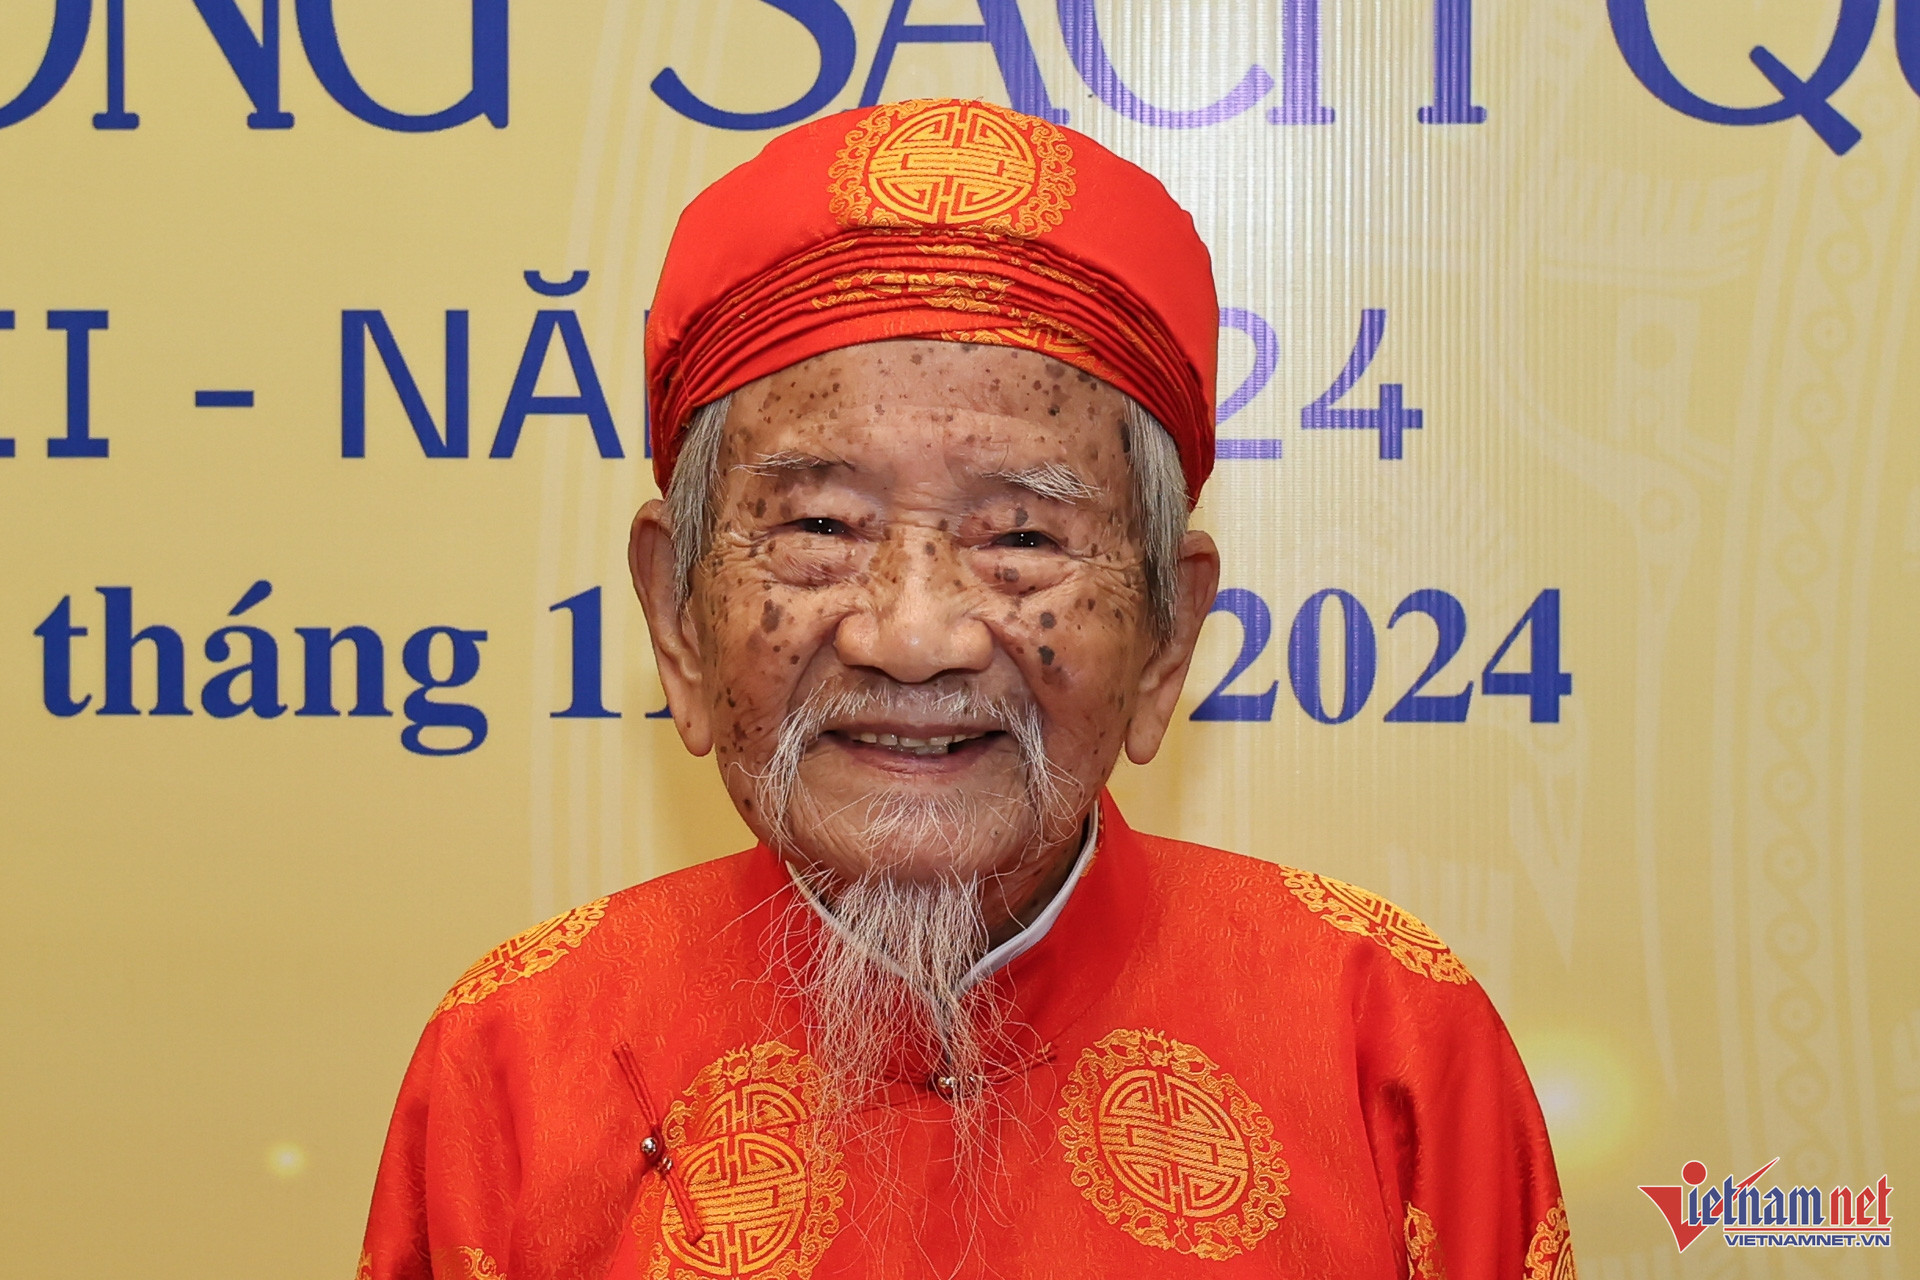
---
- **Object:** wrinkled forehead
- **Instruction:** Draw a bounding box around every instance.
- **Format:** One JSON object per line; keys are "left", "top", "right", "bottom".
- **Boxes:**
{"left": 719, "top": 339, "right": 1132, "bottom": 486}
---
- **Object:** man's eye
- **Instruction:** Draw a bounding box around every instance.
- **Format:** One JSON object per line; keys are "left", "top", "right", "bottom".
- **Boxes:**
{"left": 993, "top": 529, "right": 1057, "bottom": 550}
{"left": 793, "top": 516, "right": 851, "bottom": 537}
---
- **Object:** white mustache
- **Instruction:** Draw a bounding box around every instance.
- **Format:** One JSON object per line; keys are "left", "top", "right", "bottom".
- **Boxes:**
{"left": 751, "top": 682, "right": 1073, "bottom": 859}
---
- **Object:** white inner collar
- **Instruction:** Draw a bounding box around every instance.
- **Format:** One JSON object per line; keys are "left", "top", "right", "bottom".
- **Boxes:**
{"left": 784, "top": 807, "right": 1100, "bottom": 992}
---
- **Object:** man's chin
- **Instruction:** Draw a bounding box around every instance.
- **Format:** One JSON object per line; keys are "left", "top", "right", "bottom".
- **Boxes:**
{"left": 781, "top": 769, "right": 1036, "bottom": 882}
{"left": 793, "top": 833, "right": 1021, "bottom": 887}
{"left": 784, "top": 804, "right": 1030, "bottom": 887}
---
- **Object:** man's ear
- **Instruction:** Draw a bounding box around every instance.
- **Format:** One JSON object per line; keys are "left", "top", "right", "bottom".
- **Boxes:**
{"left": 629, "top": 500, "right": 713, "bottom": 756}
{"left": 1124, "top": 529, "right": 1221, "bottom": 765}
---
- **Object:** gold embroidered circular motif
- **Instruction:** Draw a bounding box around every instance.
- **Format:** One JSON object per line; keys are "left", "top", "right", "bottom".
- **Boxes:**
{"left": 1058, "top": 1029, "right": 1289, "bottom": 1260}
{"left": 645, "top": 1042, "right": 844, "bottom": 1280}
{"left": 1282, "top": 871, "right": 1472, "bottom": 984}
{"left": 829, "top": 99, "right": 1074, "bottom": 237}
{"left": 1524, "top": 1199, "right": 1577, "bottom": 1280}
{"left": 434, "top": 897, "right": 610, "bottom": 1016}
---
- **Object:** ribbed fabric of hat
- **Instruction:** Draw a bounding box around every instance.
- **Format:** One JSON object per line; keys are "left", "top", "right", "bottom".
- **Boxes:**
{"left": 645, "top": 98, "right": 1220, "bottom": 505}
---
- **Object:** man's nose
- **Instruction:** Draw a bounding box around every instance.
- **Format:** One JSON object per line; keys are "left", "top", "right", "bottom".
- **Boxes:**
{"left": 833, "top": 532, "right": 992, "bottom": 683}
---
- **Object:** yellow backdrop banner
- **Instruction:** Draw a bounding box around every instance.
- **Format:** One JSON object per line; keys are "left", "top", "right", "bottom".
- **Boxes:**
{"left": 1, "top": 2, "right": 1914, "bottom": 1275}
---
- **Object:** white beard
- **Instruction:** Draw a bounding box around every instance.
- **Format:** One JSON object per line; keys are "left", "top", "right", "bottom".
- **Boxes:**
{"left": 754, "top": 677, "right": 1084, "bottom": 1200}
{"left": 786, "top": 868, "right": 1005, "bottom": 1156}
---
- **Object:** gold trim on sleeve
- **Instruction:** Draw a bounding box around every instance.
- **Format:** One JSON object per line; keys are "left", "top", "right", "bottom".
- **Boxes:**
{"left": 1524, "top": 1199, "right": 1577, "bottom": 1280}
{"left": 433, "top": 897, "right": 610, "bottom": 1016}
{"left": 1404, "top": 1203, "right": 1447, "bottom": 1279}
{"left": 1282, "top": 871, "right": 1472, "bottom": 985}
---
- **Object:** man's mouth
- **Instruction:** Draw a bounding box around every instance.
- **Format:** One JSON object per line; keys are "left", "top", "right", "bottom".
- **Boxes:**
{"left": 831, "top": 729, "right": 998, "bottom": 757}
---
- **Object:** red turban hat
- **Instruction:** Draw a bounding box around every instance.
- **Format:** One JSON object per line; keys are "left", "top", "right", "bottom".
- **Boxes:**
{"left": 646, "top": 98, "right": 1219, "bottom": 504}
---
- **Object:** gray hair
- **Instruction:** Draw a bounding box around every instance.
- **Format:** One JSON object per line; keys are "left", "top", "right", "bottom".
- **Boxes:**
{"left": 665, "top": 392, "right": 1190, "bottom": 641}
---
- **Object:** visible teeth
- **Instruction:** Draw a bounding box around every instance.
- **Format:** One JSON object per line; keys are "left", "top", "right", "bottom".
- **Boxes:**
{"left": 845, "top": 730, "right": 979, "bottom": 755}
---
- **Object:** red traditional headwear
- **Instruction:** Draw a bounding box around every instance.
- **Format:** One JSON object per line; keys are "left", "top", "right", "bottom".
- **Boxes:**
{"left": 646, "top": 98, "right": 1219, "bottom": 504}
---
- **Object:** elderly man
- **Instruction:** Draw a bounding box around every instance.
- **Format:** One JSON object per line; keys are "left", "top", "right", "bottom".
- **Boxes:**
{"left": 359, "top": 100, "right": 1571, "bottom": 1280}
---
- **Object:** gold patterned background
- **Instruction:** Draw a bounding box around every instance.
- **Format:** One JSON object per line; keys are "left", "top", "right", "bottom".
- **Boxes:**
{"left": 0, "top": 3, "right": 1914, "bottom": 1276}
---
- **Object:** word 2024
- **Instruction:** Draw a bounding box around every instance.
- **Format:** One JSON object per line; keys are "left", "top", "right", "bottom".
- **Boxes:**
{"left": 1191, "top": 587, "right": 1571, "bottom": 724}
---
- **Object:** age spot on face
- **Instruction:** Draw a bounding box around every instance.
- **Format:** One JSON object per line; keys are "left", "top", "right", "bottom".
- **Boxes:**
{"left": 691, "top": 338, "right": 1165, "bottom": 890}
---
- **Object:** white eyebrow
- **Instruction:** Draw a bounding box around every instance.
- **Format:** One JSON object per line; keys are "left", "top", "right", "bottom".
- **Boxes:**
{"left": 733, "top": 450, "right": 846, "bottom": 477}
{"left": 982, "top": 462, "right": 1100, "bottom": 505}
